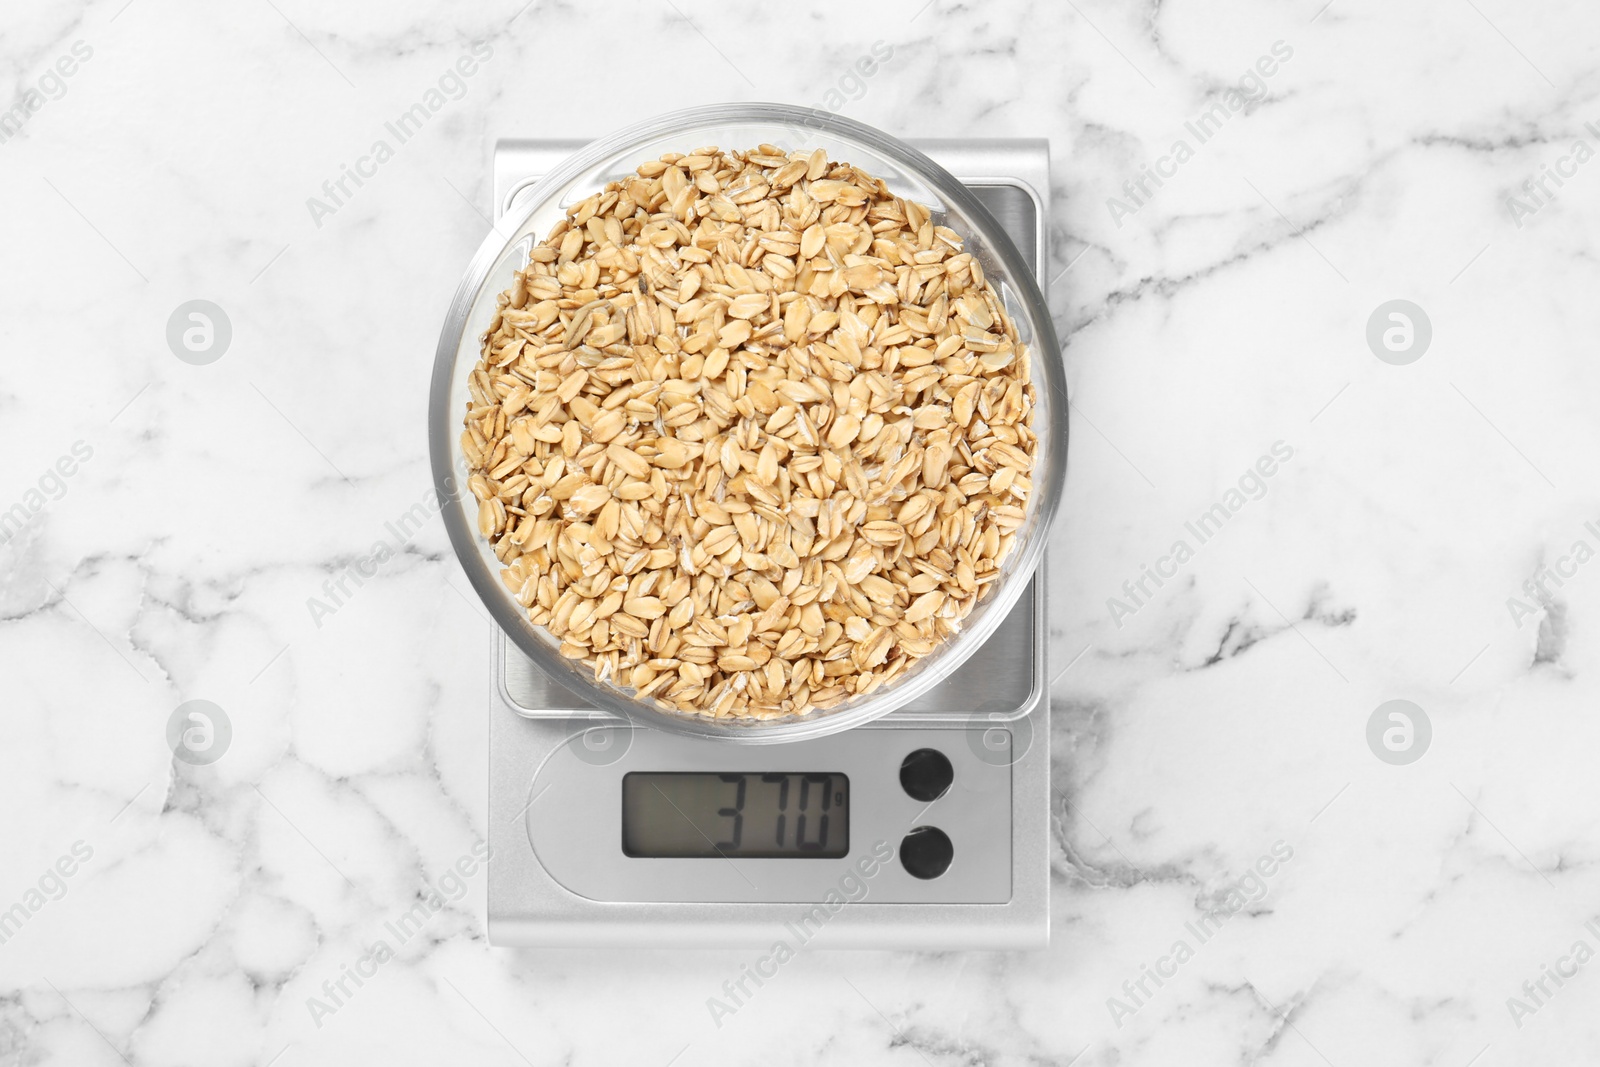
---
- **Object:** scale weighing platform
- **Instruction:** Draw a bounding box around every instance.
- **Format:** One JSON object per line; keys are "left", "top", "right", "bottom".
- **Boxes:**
{"left": 487, "top": 137, "right": 1052, "bottom": 949}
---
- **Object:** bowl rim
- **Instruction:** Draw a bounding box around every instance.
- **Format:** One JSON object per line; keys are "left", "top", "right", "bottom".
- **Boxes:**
{"left": 429, "top": 102, "right": 1068, "bottom": 743}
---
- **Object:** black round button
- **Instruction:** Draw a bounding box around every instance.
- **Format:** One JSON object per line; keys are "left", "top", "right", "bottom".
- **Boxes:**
{"left": 899, "top": 826, "right": 954, "bottom": 879}
{"left": 899, "top": 748, "right": 954, "bottom": 802}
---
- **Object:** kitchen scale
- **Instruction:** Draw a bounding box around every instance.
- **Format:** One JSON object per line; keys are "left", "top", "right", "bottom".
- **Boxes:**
{"left": 486, "top": 137, "right": 1052, "bottom": 949}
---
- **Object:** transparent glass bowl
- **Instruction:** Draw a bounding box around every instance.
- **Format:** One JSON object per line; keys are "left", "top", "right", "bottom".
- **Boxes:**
{"left": 430, "top": 104, "right": 1066, "bottom": 743}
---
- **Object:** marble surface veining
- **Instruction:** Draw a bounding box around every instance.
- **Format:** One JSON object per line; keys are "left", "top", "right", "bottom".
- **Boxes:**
{"left": 3, "top": 0, "right": 1600, "bottom": 1063}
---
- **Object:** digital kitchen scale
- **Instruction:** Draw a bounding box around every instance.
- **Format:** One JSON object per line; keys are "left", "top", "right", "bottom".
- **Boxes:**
{"left": 486, "top": 137, "right": 1052, "bottom": 949}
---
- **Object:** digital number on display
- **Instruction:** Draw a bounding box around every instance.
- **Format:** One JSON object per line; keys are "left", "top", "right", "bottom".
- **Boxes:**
{"left": 621, "top": 772, "right": 850, "bottom": 858}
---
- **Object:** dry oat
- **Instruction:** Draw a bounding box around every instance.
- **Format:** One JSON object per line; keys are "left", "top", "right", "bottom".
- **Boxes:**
{"left": 464, "top": 145, "right": 1037, "bottom": 720}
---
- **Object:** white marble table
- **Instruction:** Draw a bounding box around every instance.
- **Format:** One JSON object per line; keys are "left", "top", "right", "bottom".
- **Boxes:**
{"left": 2, "top": 0, "right": 1598, "bottom": 1063}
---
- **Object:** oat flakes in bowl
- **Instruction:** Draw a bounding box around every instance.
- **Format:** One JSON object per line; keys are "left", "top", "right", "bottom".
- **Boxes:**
{"left": 460, "top": 144, "right": 1037, "bottom": 721}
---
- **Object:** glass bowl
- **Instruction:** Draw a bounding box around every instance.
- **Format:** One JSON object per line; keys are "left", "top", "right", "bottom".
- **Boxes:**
{"left": 429, "top": 103, "right": 1066, "bottom": 743}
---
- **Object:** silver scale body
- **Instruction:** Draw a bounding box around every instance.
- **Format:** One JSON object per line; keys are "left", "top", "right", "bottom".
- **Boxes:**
{"left": 487, "top": 138, "right": 1052, "bottom": 949}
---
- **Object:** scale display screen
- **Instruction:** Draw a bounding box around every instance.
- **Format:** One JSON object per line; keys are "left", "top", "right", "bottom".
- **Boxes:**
{"left": 622, "top": 772, "right": 849, "bottom": 858}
